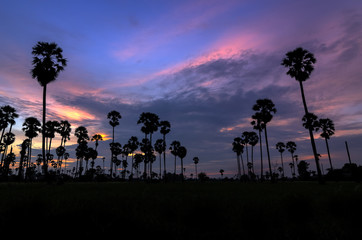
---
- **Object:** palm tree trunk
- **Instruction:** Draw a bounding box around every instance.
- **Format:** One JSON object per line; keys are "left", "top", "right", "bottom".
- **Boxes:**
{"left": 163, "top": 135, "right": 166, "bottom": 179}
{"left": 236, "top": 154, "right": 241, "bottom": 179}
{"left": 264, "top": 126, "right": 273, "bottom": 180}
{"left": 299, "top": 81, "right": 323, "bottom": 183}
{"left": 42, "top": 85, "right": 48, "bottom": 176}
{"left": 110, "top": 126, "right": 114, "bottom": 178}
{"left": 280, "top": 152, "right": 284, "bottom": 177}
{"left": 258, "top": 130, "right": 263, "bottom": 180}
{"left": 325, "top": 138, "right": 333, "bottom": 170}
{"left": 251, "top": 146, "right": 255, "bottom": 174}
{"left": 240, "top": 153, "right": 245, "bottom": 176}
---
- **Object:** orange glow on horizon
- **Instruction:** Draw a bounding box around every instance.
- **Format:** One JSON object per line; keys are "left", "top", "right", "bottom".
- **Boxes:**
{"left": 51, "top": 105, "right": 96, "bottom": 121}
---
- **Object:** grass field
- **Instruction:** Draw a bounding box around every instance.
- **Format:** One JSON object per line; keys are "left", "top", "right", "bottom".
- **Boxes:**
{"left": 1, "top": 181, "right": 361, "bottom": 239}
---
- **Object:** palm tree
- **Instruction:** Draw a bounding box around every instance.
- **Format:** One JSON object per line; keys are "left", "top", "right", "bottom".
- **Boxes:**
{"left": 57, "top": 120, "right": 71, "bottom": 171}
{"left": 18, "top": 139, "right": 30, "bottom": 179}
{"left": 275, "top": 142, "right": 286, "bottom": 177}
{"left": 232, "top": 137, "right": 244, "bottom": 179}
{"left": 219, "top": 169, "right": 224, "bottom": 179}
{"left": 75, "top": 126, "right": 90, "bottom": 176}
{"left": 319, "top": 118, "right": 335, "bottom": 170}
{"left": 137, "top": 112, "right": 160, "bottom": 145}
{"left": 0, "top": 105, "right": 18, "bottom": 144}
{"left": 22, "top": 117, "right": 41, "bottom": 171}
{"left": 107, "top": 110, "right": 122, "bottom": 177}
{"left": 193, "top": 157, "right": 199, "bottom": 180}
{"left": 252, "top": 98, "right": 277, "bottom": 180}
{"left": 127, "top": 136, "right": 139, "bottom": 178}
{"left": 44, "top": 120, "right": 60, "bottom": 156}
{"left": 169, "top": 140, "right": 181, "bottom": 175}
{"left": 248, "top": 131, "right": 258, "bottom": 174}
{"left": 178, "top": 146, "right": 187, "bottom": 180}
{"left": 58, "top": 120, "right": 72, "bottom": 147}
{"left": 1, "top": 133, "right": 15, "bottom": 169}
{"left": 241, "top": 131, "right": 251, "bottom": 166}
{"left": 91, "top": 134, "right": 103, "bottom": 151}
{"left": 282, "top": 47, "right": 323, "bottom": 183}
{"left": 154, "top": 139, "right": 165, "bottom": 178}
{"left": 31, "top": 42, "right": 67, "bottom": 175}
{"left": 159, "top": 120, "right": 171, "bottom": 178}
{"left": 286, "top": 141, "right": 297, "bottom": 177}
{"left": 133, "top": 153, "right": 144, "bottom": 179}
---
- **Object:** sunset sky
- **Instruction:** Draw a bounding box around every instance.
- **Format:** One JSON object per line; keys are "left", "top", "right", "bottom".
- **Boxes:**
{"left": 1, "top": 0, "right": 362, "bottom": 178}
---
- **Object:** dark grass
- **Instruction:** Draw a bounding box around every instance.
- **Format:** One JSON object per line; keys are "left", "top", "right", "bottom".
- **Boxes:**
{"left": 1, "top": 181, "right": 362, "bottom": 239}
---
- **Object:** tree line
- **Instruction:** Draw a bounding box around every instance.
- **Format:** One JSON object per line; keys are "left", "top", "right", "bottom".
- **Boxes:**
{"left": 0, "top": 42, "right": 359, "bottom": 183}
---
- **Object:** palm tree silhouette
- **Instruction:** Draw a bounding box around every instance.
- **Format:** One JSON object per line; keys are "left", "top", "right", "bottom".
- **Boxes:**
{"left": 0, "top": 105, "right": 18, "bottom": 144}
{"left": 286, "top": 141, "right": 297, "bottom": 177}
{"left": 275, "top": 142, "right": 286, "bottom": 177}
{"left": 91, "top": 134, "right": 103, "bottom": 151}
{"left": 193, "top": 157, "right": 199, "bottom": 180}
{"left": 22, "top": 117, "right": 41, "bottom": 174}
{"left": 232, "top": 137, "right": 244, "bottom": 179}
{"left": 169, "top": 140, "right": 181, "bottom": 176}
{"left": 252, "top": 98, "right": 277, "bottom": 181}
{"left": 127, "top": 136, "right": 139, "bottom": 178}
{"left": 319, "top": 118, "right": 335, "bottom": 170}
{"left": 44, "top": 120, "right": 60, "bottom": 156}
{"left": 107, "top": 110, "right": 122, "bottom": 178}
{"left": 282, "top": 47, "right": 323, "bottom": 183}
{"left": 178, "top": 146, "right": 187, "bottom": 180}
{"left": 75, "top": 126, "right": 90, "bottom": 176}
{"left": 248, "top": 131, "right": 258, "bottom": 174}
{"left": 18, "top": 139, "right": 30, "bottom": 179}
{"left": 31, "top": 42, "right": 67, "bottom": 176}
{"left": 57, "top": 120, "right": 71, "bottom": 171}
{"left": 159, "top": 120, "right": 171, "bottom": 178}
{"left": 241, "top": 131, "right": 251, "bottom": 167}
{"left": 154, "top": 138, "right": 165, "bottom": 178}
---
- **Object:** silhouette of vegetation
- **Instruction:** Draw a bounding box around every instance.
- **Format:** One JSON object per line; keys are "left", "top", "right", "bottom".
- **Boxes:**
{"left": 31, "top": 42, "right": 67, "bottom": 177}
{"left": 282, "top": 47, "right": 323, "bottom": 183}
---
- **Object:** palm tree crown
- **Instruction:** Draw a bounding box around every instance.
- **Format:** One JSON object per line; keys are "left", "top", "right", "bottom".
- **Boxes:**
{"left": 281, "top": 47, "right": 316, "bottom": 82}
{"left": 31, "top": 42, "right": 67, "bottom": 86}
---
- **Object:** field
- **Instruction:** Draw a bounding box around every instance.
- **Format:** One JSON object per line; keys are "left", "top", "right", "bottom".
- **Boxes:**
{"left": 1, "top": 181, "right": 362, "bottom": 239}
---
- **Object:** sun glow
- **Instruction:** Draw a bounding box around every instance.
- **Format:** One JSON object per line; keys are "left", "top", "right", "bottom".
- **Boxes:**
{"left": 51, "top": 105, "right": 96, "bottom": 121}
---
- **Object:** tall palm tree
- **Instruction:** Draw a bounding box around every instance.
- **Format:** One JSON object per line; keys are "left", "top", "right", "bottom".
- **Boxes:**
{"left": 22, "top": 117, "right": 41, "bottom": 171}
{"left": 91, "top": 134, "right": 103, "bottom": 151}
{"left": 154, "top": 139, "right": 165, "bottom": 178}
{"left": 282, "top": 47, "right": 323, "bottom": 183}
{"left": 232, "top": 137, "right": 244, "bottom": 179}
{"left": 127, "top": 136, "right": 139, "bottom": 178}
{"left": 252, "top": 98, "right": 277, "bottom": 180}
{"left": 319, "top": 118, "right": 335, "bottom": 170}
{"left": 286, "top": 141, "right": 297, "bottom": 177}
{"left": 193, "top": 157, "right": 199, "bottom": 180}
{"left": 58, "top": 120, "right": 72, "bottom": 147}
{"left": 159, "top": 120, "right": 171, "bottom": 178}
{"left": 248, "top": 131, "right": 258, "bottom": 174}
{"left": 31, "top": 42, "right": 67, "bottom": 175}
{"left": 178, "top": 146, "right": 187, "bottom": 180}
{"left": 57, "top": 120, "right": 71, "bottom": 171}
{"left": 75, "top": 126, "right": 90, "bottom": 176}
{"left": 251, "top": 113, "right": 264, "bottom": 180}
{"left": 241, "top": 131, "right": 251, "bottom": 166}
{"left": 137, "top": 112, "right": 160, "bottom": 145}
{"left": 0, "top": 105, "right": 18, "bottom": 144}
{"left": 169, "top": 140, "right": 181, "bottom": 175}
{"left": 44, "top": 120, "right": 60, "bottom": 156}
{"left": 107, "top": 110, "right": 122, "bottom": 177}
{"left": 275, "top": 142, "right": 286, "bottom": 177}
{"left": 18, "top": 139, "right": 30, "bottom": 179}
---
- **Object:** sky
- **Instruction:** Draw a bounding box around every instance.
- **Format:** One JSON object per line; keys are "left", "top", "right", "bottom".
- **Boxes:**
{"left": 1, "top": 0, "right": 362, "bottom": 178}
